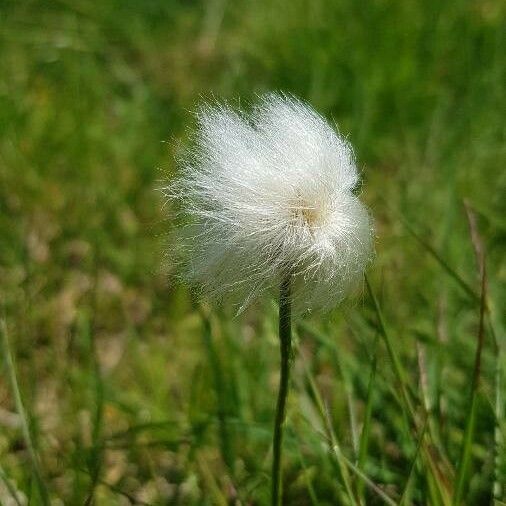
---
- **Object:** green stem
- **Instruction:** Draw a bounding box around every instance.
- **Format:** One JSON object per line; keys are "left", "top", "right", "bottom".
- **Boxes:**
{"left": 272, "top": 274, "right": 292, "bottom": 506}
{"left": 201, "top": 311, "right": 234, "bottom": 473}
{"left": 0, "top": 320, "right": 49, "bottom": 505}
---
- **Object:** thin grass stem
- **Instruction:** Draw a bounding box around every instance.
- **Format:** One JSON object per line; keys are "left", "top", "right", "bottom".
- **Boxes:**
{"left": 357, "top": 333, "right": 379, "bottom": 501}
{"left": 272, "top": 274, "right": 292, "bottom": 506}
{"left": 200, "top": 310, "right": 235, "bottom": 473}
{"left": 0, "top": 320, "right": 49, "bottom": 505}
{"left": 0, "top": 463, "right": 23, "bottom": 506}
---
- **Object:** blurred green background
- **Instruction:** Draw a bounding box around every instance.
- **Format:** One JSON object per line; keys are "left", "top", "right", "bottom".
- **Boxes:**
{"left": 0, "top": 0, "right": 505, "bottom": 504}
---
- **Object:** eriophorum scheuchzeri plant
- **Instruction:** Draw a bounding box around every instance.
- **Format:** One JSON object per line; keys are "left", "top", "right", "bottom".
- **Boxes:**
{"left": 166, "top": 93, "right": 374, "bottom": 505}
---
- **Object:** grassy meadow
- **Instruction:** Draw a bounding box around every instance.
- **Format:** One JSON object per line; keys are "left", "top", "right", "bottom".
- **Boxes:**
{"left": 0, "top": 0, "right": 505, "bottom": 504}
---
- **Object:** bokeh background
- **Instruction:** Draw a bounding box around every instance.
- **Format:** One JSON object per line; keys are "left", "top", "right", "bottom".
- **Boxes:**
{"left": 0, "top": 1, "right": 505, "bottom": 504}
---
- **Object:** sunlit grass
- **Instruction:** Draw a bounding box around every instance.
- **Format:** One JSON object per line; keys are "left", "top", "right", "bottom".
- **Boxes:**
{"left": 0, "top": 0, "right": 504, "bottom": 504}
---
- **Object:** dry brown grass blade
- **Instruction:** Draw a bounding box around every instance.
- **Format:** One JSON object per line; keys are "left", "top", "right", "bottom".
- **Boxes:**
{"left": 453, "top": 202, "right": 489, "bottom": 505}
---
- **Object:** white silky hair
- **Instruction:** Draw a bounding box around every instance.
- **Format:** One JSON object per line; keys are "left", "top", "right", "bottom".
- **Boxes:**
{"left": 166, "top": 93, "right": 374, "bottom": 313}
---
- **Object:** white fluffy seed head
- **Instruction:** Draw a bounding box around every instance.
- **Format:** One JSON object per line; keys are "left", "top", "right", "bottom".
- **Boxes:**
{"left": 166, "top": 93, "right": 374, "bottom": 313}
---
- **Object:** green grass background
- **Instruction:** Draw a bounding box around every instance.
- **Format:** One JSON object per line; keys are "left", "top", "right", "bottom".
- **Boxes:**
{"left": 0, "top": 0, "right": 505, "bottom": 504}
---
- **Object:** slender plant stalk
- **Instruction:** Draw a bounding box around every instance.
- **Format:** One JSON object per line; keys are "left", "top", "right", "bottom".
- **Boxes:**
{"left": 0, "top": 320, "right": 49, "bottom": 505}
{"left": 272, "top": 274, "right": 292, "bottom": 506}
{"left": 200, "top": 310, "right": 234, "bottom": 473}
{"left": 0, "top": 463, "right": 23, "bottom": 506}
{"left": 453, "top": 203, "right": 489, "bottom": 504}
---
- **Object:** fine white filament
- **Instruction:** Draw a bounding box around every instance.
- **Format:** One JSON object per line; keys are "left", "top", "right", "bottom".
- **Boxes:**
{"left": 167, "top": 93, "right": 374, "bottom": 313}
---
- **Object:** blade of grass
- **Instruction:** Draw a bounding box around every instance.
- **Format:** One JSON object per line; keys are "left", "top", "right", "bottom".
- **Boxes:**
{"left": 340, "top": 453, "right": 398, "bottom": 506}
{"left": 81, "top": 311, "right": 105, "bottom": 506}
{"left": 196, "top": 453, "right": 229, "bottom": 506}
{"left": 297, "top": 343, "right": 359, "bottom": 506}
{"left": 493, "top": 354, "right": 504, "bottom": 502}
{"left": 365, "top": 278, "right": 453, "bottom": 505}
{"left": 452, "top": 266, "right": 486, "bottom": 504}
{"left": 199, "top": 306, "right": 235, "bottom": 475}
{"left": 298, "top": 320, "right": 360, "bottom": 458}
{"left": 106, "top": 419, "right": 179, "bottom": 440}
{"left": 356, "top": 334, "right": 379, "bottom": 501}
{"left": 78, "top": 466, "right": 154, "bottom": 506}
{"left": 398, "top": 215, "right": 478, "bottom": 301}
{"left": 346, "top": 378, "right": 359, "bottom": 458}
{"left": 296, "top": 442, "right": 320, "bottom": 506}
{"left": 452, "top": 203, "right": 489, "bottom": 504}
{"left": 416, "top": 341, "right": 448, "bottom": 462}
{"left": 464, "top": 201, "right": 504, "bottom": 501}
{"left": 83, "top": 246, "right": 107, "bottom": 506}
{"left": 0, "top": 464, "right": 23, "bottom": 506}
{"left": 399, "top": 416, "right": 428, "bottom": 505}
{"left": 300, "top": 373, "right": 397, "bottom": 506}
{"left": 403, "top": 203, "right": 498, "bottom": 354}
{"left": 402, "top": 202, "right": 501, "bottom": 450}
{"left": 365, "top": 277, "right": 415, "bottom": 421}
{"left": 0, "top": 320, "right": 50, "bottom": 505}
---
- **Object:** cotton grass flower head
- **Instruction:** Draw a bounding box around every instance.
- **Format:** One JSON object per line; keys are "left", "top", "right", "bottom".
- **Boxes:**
{"left": 168, "top": 93, "right": 373, "bottom": 313}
